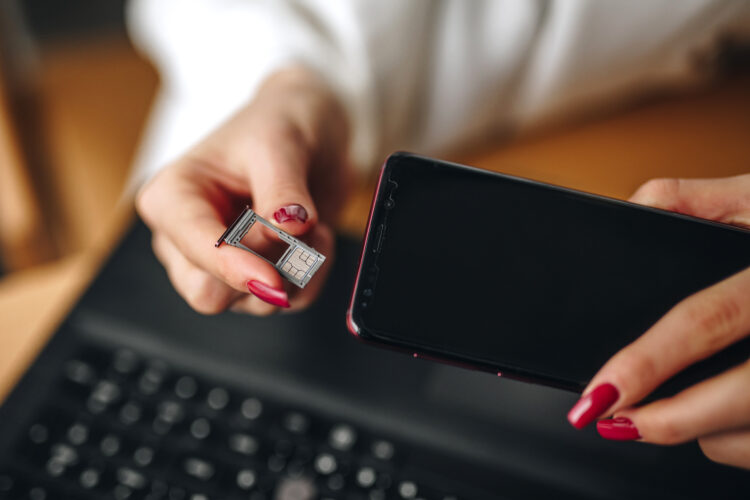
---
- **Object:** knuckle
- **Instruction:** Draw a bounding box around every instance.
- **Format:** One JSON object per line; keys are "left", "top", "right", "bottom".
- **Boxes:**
{"left": 135, "top": 184, "right": 157, "bottom": 220}
{"left": 638, "top": 178, "right": 680, "bottom": 201}
{"left": 250, "top": 304, "right": 277, "bottom": 317}
{"left": 682, "top": 293, "right": 742, "bottom": 349}
{"left": 698, "top": 436, "right": 736, "bottom": 467}
{"left": 644, "top": 409, "right": 685, "bottom": 445}
{"left": 613, "top": 349, "right": 658, "bottom": 393}
{"left": 182, "top": 274, "right": 228, "bottom": 315}
{"left": 215, "top": 254, "right": 241, "bottom": 290}
{"left": 237, "top": 297, "right": 277, "bottom": 317}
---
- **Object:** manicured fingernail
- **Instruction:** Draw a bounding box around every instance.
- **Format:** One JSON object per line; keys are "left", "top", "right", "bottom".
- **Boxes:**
{"left": 597, "top": 417, "right": 641, "bottom": 441}
{"left": 567, "top": 383, "right": 619, "bottom": 429}
{"left": 246, "top": 280, "right": 290, "bottom": 308}
{"left": 274, "top": 204, "right": 308, "bottom": 224}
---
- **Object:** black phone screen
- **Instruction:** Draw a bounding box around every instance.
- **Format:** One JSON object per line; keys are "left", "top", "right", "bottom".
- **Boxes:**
{"left": 352, "top": 154, "right": 750, "bottom": 390}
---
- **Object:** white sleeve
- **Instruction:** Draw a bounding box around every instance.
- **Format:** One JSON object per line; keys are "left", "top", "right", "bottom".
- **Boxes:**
{"left": 392, "top": 0, "right": 750, "bottom": 156}
{"left": 126, "top": 0, "right": 393, "bottom": 182}
{"left": 128, "top": 0, "right": 750, "bottom": 185}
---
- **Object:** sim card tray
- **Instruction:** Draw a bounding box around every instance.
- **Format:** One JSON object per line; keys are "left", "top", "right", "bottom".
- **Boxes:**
{"left": 215, "top": 206, "right": 325, "bottom": 288}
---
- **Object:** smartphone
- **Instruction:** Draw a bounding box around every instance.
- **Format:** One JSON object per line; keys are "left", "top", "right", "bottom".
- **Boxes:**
{"left": 347, "top": 152, "right": 750, "bottom": 394}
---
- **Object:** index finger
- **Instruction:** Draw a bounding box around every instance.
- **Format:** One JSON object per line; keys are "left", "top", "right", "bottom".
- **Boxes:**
{"left": 137, "top": 165, "right": 285, "bottom": 294}
{"left": 568, "top": 265, "right": 750, "bottom": 428}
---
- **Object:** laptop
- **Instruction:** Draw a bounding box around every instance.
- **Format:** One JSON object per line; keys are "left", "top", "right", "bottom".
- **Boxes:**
{"left": 0, "top": 219, "right": 747, "bottom": 499}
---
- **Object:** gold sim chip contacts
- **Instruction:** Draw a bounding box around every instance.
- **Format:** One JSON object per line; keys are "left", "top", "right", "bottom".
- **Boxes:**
{"left": 216, "top": 206, "right": 325, "bottom": 288}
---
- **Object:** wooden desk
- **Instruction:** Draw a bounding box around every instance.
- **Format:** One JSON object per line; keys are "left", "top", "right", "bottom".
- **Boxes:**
{"left": 2, "top": 74, "right": 749, "bottom": 404}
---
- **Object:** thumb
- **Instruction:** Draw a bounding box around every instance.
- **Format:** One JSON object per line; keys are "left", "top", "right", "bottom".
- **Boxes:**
{"left": 248, "top": 146, "right": 318, "bottom": 237}
{"left": 629, "top": 175, "right": 750, "bottom": 228}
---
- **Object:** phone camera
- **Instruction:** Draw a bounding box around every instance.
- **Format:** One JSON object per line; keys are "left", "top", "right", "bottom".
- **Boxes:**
{"left": 384, "top": 198, "right": 395, "bottom": 209}
{"left": 360, "top": 301, "right": 368, "bottom": 308}
{"left": 363, "top": 288, "right": 373, "bottom": 297}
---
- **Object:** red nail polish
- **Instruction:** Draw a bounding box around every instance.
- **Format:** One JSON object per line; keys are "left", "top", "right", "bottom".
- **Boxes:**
{"left": 597, "top": 417, "right": 641, "bottom": 441}
{"left": 567, "top": 383, "right": 619, "bottom": 429}
{"left": 246, "top": 280, "right": 290, "bottom": 308}
{"left": 274, "top": 204, "right": 308, "bottom": 224}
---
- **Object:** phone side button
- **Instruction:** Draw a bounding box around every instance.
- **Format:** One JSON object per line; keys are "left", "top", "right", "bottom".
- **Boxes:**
{"left": 373, "top": 224, "right": 385, "bottom": 253}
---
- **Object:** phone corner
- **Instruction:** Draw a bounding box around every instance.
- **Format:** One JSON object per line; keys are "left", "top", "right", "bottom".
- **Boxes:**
{"left": 345, "top": 308, "right": 361, "bottom": 338}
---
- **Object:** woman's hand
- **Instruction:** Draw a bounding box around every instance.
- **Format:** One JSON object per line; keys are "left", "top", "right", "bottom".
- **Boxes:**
{"left": 137, "top": 66, "right": 353, "bottom": 315}
{"left": 567, "top": 175, "right": 750, "bottom": 469}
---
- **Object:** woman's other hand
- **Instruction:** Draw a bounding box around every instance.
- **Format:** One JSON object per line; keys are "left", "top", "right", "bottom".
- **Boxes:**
{"left": 137, "top": 66, "right": 353, "bottom": 315}
{"left": 567, "top": 175, "right": 750, "bottom": 469}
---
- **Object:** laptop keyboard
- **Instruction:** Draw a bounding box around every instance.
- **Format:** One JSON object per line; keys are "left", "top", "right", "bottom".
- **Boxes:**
{"left": 0, "top": 346, "right": 462, "bottom": 500}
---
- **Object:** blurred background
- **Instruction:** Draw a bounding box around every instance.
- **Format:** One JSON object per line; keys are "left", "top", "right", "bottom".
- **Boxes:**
{"left": 0, "top": 0, "right": 749, "bottom": 280}
{"left": 0, "top": 0, "right": 157, "bottom": 274}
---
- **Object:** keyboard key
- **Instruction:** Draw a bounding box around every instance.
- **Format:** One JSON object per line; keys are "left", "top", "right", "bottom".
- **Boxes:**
{"left": 88, "top": 380, "right": 121, "bottom": 413}
{"left": 152, "top": 417, "right": 173, "bottom": 436}
{"left": 175, "top": 376, "right": 198, "bottom": 399}
{"left": 236, "top": 469, "right": 257, "bottom": 490}
{"left": 64, "top": 360, "right": 96, "bottom": 385}
{"left": 371, "top": 440, "right": 395, "bottom": 461}
{"left": 206, "top": 388, "right": 229, "bottom": 411}
{"left": 50, "top": 443, "right": 79, "bottom": 467}
{"left": 113, "top": 484, "right": 133, "bottom": 499}
{"left": 326, "top": 473, "right": 345, "bottom": 492}
{"left": 117, "top": 467, "right": 147, "bottom": 489}
{"left": 112, "top": 349, "right": 140, "bottom": 375}
{"left": 157, "top": 401, "right": 185, "bottom": 424}
{"left": 356, "top": 467, "right": 377, "bottom": 489}
{"left": 190, "top": 418, "right": 211, "bottom": 440}
{"left": 275, "top": 477, "right": 316, "bottom": 500}
{"left": 267, "top": 454, "right": 286, "bottom": 473}
{"left": 120, "top": 401, "right": 143, "bottom": 426}
{"left": 282, "top": 412, "right": 309, "bottom": 435}
{"left": 313, "top": 453, "right": 337, "bottom": 475}
{"left": 67, "top": 423, "right": 89, "bottom": 445}
{"left": 148, "top": 479, "right": 169, "bottom": 496}
{"left": 28, "top": 424, "right": 49, "bottom": 445}
{"left": 45, "top": 459, "right": 66, "bottom": 478}
{"left": 139, "top": 361, "right": 168, "bottom": 395}
{"left": 228, "top": 433, "right": 259, "bottom": 456}
{"left": 329, "top": 424, "right": 357, "bottom": 451}
{"left": 29, "top": 486, "right": 48, "bottom": 500}
{"left": 240, "top": 398, "right": 263, "bottom": 420}
{"left": 79, "top": 467, "right": 101, "bottom": 489}
{"left": 183, "top": 458, "right": 214, "bottom": 481}
{"left": 369, "top": 490, "right": 386, "bottom": 500}
{"left": 398, "top": 481, "right": 418, "bottom": 499}
{"left": 134, "top": 446, "right": 155, "bottom": 467}
{"left": 100, "top": 434, "right": 121, "bottom": 457}
{"left": 91, "top": 380, "right": 121, "bottom": 405}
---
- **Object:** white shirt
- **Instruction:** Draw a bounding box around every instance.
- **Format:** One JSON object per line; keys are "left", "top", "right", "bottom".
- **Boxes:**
{"left": 126, "top": 0, "right": 750, "bottom": 181}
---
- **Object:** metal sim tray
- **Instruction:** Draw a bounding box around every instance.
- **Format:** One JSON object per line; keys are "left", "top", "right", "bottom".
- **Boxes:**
{"left": 215, "top": 206, "right": 325, "bottom": 288}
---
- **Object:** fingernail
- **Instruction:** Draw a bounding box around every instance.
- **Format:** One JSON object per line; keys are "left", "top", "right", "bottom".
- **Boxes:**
{"left": 597, "top": 417, "right": 641, "bottom": 441}
{"left": 567, "top": 383, "right": 619, "bottom": 429}
{"left": 246, "top": 280, "right": 290, "bottom": 308}
{"left": 274, "top": 204, "right": 308, "bottom": 224}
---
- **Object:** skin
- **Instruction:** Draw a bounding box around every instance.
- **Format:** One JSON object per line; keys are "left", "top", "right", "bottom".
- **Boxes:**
{"left": 590, "top": 175, "right": 750, "bottom": 469}
{"left": 138, "top": 65, "right": 750, "bottom": 468}
{"left": 137, "top": 66, "right": 353, "bottom": 315}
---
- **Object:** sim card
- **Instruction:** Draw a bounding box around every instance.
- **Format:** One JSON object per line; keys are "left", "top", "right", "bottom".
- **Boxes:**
{"left": 215, "top": 206, "right": 325, "bottom": 288}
